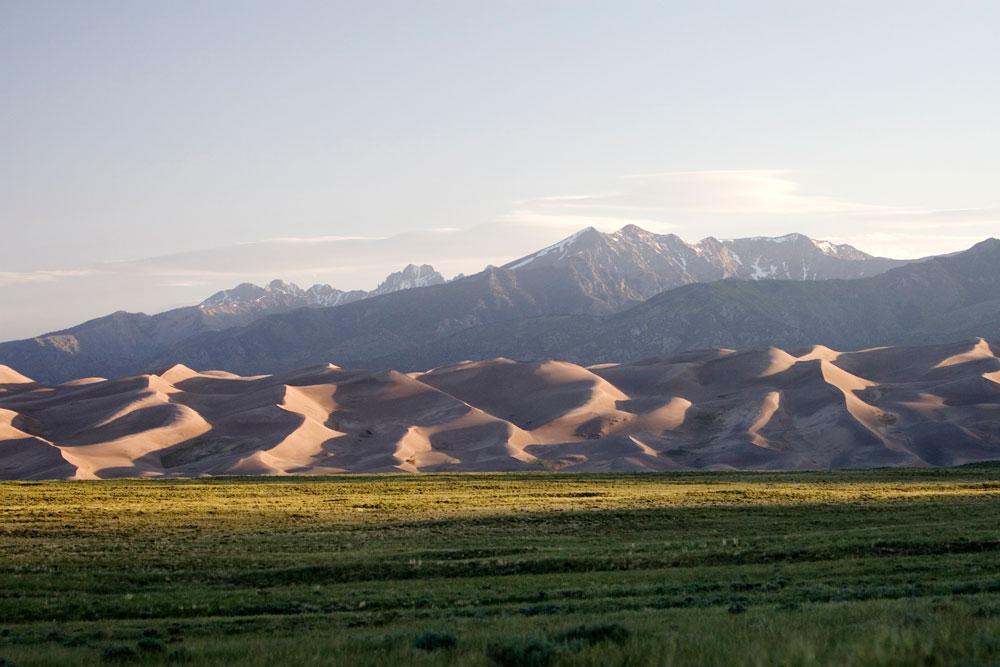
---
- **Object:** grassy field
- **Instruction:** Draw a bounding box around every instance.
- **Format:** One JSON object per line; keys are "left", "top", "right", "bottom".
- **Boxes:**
{"left": 2, "top": 467, "right": 1000, "bottom": 666}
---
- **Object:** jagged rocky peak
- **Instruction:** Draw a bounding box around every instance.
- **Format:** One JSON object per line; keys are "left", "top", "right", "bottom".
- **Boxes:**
{"left": 304, "top": 284, "right": 366, "bottom": 308}
{"left": 201, "top": 280, "right": 303, "bottom": 309}
{"left": 305, "top": 283, "right": 337, "bottom": 298}
{"left": 617, "top": 223, "right": 646, "bottom": 235}
{"left": 198, "top": 264, "right": 445, "bottom": 315}
{"left": 200, "top": 282, "right": 268, "bottom": 307}
{"left": 613, "top": 223, "right": 675, "bottom": 243}
{"left": 373, "top": 264, "right": 445, "bottom": 295}
{"left": 264, "top": 279, "right": 305, "bottom": 296}
{"left": 720, "top": 233, "right": 874, "bottom": 260}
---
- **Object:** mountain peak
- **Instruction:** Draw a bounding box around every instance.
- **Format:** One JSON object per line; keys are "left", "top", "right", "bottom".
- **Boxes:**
{"left": 501, "top": 226, "right": 605, "bottom": 270}
{"left": 265, "top": 279, "right": 304, "bottom": 295}
{"left": 495, "top": 223, "right": 912, "bottom": 304}
{"left": 200, "top": 283, "right": 267, "bottom": 307}
{"left": 616, "top": 223, "right": 649, "bottom": 237}
{"left": 372, "top": 264, "right": 445, "bottom": 296}
{"left": 198, "top": 264, "right": 444, "bottom": 316}
{"left": 969, "top": 237, "right": 1000, "bottom": 253}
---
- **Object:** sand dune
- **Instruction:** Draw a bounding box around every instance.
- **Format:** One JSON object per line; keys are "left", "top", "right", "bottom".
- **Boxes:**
{"left": 796, "top": 345, "right": 841, "bottom": 362}
{"left": 419, "top": 359, "right": 633, "bottom": 443}
{"left": 61, "top": 377, "right": 107, "bottom": 386}
{"left": 0, "top": 365, "right": 34, "bottom": 385}
{"left": 0, "top": 407, "right": 76, "bottom": 479}
{"left": 748, "top": 391, "right": 781, "bottom": 447}
{"left": 934, "top": 338, "right": 996, "bottom": 368}
{"left": 1, "top": 338, "right": 999, "bottom": 478}
{"left": 837, "top": 339, "right": 999, "bottom": 383}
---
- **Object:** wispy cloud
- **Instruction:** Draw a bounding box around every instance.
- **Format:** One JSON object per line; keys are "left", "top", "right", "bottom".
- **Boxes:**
{"left": 876, "top": 207, "right": 1000, "bottom": 229}
{"left": 0, "top": 269, "right": 95, "bottom": 287}
{"left": 823, "top": 232, "right": 995, "bottom": 259}
{"left": 158, "top": 279, "right": 211, "bottom": 288}
{"left": 513, "top": 170, "right": 896, "bottom": 218}
{"left": 244, "top": 234, "right": 387, "bottom": 245}
{"left": 504, "top": 170, "right": 997, "bottom": 258}
{"left": 498, "top": 210, "right": 677, "bottom": 233}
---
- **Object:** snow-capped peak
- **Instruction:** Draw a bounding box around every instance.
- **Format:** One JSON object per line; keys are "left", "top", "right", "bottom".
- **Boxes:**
{"left": 503, "top": 227, "right": 600, "bottom": 270}
{"left": 497, "top": 224, "right": 897, "bottom": 296}
{"left": 372, "top": 264, "right": 446, "bottom": 295}
{"left": 813, "top": 239, "right": 838, "bottom": 255}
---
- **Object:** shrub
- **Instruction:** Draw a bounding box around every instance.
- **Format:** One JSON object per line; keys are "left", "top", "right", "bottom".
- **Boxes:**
{"left": 553, "top": 623, "right": 630, "bottom": 647}
{"left": 413, "top": 630, "right": 457, "bottom": 651}
{"left": 137, "top": 637, "right": 166, "bottom": 653}
{"left": 486, "top": 637, "right": 558, "bottom": 667}
{"left": 100, "top": 644, "right": 138, "bottom": 662}
{"left": 167, "top": 647, "right": 193, "bottom": 663}
{"left": 974, "top": 604, "right": 1000, "bottom": 618}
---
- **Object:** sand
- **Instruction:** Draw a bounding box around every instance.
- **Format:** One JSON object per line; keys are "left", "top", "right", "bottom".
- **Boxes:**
{"left": 1, "top": 337, "right": 999, "bottom": 478}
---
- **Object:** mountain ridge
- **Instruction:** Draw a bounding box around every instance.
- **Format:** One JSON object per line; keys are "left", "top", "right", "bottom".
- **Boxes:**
{"left": 198, "top": 264, "right": 445, "bottom": 324}
{"left": 0, "top": 229, "right": 956, "bottom": 383}
{"left": 155, "top": 237, "right": 997, "bottom": 377}
{"left": 371, "top": 238, "right": 1000, "bottom": 370}
{"left": 0, "top": 264, "right": 445, "bottom": 382}
{"left": 499, "top": 225, "right": 909, "bottom": 313}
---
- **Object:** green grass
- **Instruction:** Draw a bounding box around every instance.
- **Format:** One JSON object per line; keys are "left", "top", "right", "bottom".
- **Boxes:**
{"left": 2, "top": 467, "right": 1000, "bottom": 665}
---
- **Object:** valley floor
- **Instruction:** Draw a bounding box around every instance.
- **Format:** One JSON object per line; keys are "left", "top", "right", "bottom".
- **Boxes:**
{"left": 2, "top": 468, "right": 1000, "bottom": 665}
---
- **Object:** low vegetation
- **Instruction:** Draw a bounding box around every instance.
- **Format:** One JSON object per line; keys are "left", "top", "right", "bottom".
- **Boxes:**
{"left": 2, "top": 467, "right": 1000, "bottom": 665}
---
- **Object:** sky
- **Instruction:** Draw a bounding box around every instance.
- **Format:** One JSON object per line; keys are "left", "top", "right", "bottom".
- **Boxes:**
{"left": 1, "top": 0, "right": 999, "bottom": 339}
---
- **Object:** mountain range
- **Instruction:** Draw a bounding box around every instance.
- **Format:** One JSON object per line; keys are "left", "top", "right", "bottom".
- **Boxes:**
{"left": 149, "top": 234, "right": 999, "bottom": 377}
{"left": 0, "top": 264, "right": 444, "bottom": 383}
{"left": 0, "top": 229, "right": 916, "bottom": 382}
{"left": 502, "top": 226, "right": 905, "bottom": 310}
{"left": 377, "top": 237, "right": 1000, "bottom": 370}
{"left": 199, "top": 264, "right": 445, "bottom": 324}
{"left": 2, "top": 337, "right": 998, "bottom": 479}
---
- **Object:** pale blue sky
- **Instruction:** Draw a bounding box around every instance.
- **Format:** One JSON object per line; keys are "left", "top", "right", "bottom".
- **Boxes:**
{"left": 1, "top": 1, "right": 999, "bottom": 337}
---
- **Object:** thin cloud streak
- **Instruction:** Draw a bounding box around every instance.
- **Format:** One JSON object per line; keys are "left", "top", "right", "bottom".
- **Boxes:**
{"left": 0, "top": 269, "right": 96, "bottom": 287}
{"left": 240, "top": 235, "right": 388, "bottom": 245}
{"left": 497, "top": 210, "right": 678, "bottom": 233}
{"left": 505, "top": 170, "right": 998, "bottom": 258}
